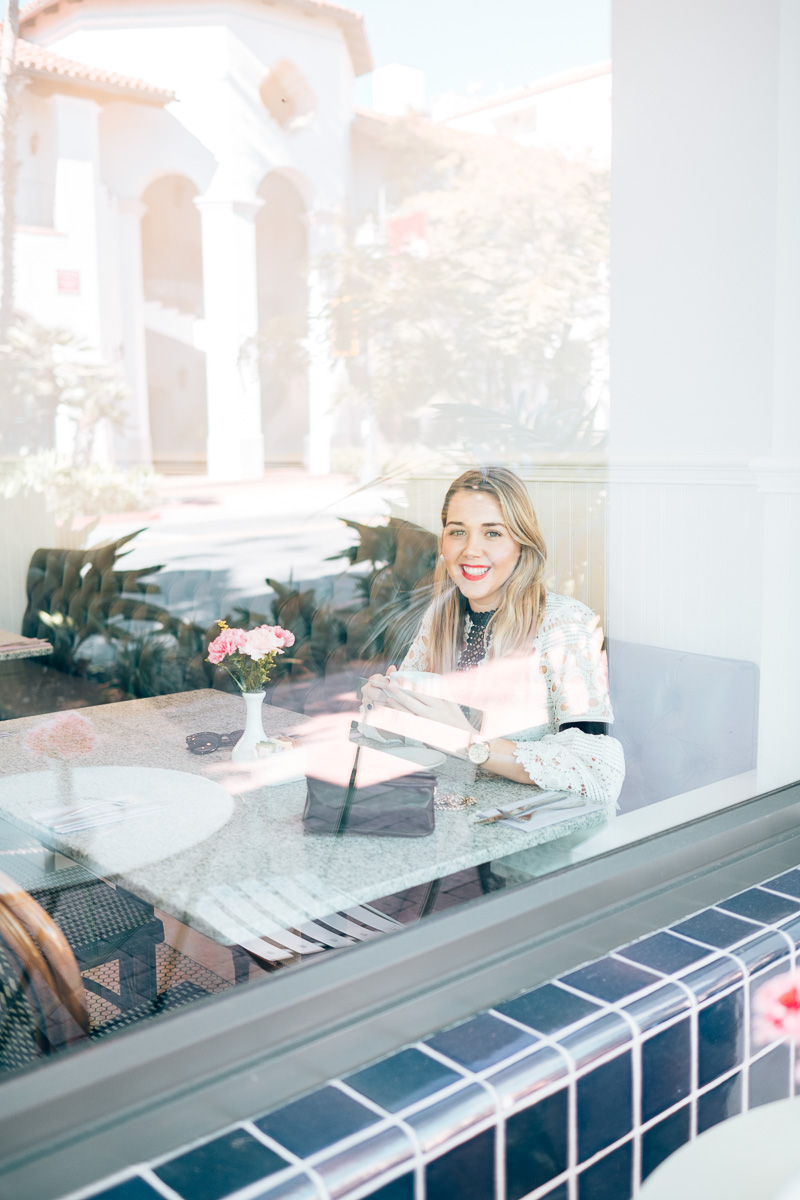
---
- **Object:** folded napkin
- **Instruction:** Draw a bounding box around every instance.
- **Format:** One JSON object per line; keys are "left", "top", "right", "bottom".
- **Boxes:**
{"left": 34, "top": 797, "right": 159, "bottom": 832}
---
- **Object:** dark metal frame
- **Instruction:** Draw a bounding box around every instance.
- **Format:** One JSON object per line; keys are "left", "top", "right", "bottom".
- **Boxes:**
{"left": 2, "top": 780, "right": 800, "bottom": 1200}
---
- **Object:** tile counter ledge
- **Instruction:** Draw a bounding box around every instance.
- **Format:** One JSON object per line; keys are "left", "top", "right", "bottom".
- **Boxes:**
{"left": 62, "top": 865, "right": 800, "bottom": 1200}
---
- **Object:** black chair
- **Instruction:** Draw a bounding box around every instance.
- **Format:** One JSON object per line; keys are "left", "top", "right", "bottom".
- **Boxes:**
{"left": 0, "top": 848, "right": 164, "bottom": 1011}
{"left": 0, "top": 871, "right": 90, "bottom": 1071}
{"left": 90, "top": 980, "right": 213, "bottom": 1043}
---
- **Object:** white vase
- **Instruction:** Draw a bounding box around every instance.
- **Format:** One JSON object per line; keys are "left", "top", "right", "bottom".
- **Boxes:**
{"left": 231, "top": 691, "right": 267, "bottom": 763}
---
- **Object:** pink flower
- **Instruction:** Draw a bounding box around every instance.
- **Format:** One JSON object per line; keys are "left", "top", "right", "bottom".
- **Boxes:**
{"left": 25, "top": 711, "right": 96, "bottom": 760}
{"left": 207, "top": 626, "right": 248, "bottom": 664}
{"left": 752, "top": 971, "right": 800, "bottom": 1045}
{"left": 242, "top": 624, "right": 295, "bottom": 661}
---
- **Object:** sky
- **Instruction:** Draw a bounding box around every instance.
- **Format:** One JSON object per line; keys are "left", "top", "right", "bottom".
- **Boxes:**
{"left": 352, "top": 0, "right": 610, "bottom": 108}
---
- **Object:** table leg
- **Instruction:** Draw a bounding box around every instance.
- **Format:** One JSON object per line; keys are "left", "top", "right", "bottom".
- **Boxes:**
{"left": 418, "top": 877, "right": 442, "bottom": 919}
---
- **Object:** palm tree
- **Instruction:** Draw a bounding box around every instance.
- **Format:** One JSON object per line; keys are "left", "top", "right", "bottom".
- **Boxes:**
{"left": 0, "top": 0, "right": 20, "bottom": 340}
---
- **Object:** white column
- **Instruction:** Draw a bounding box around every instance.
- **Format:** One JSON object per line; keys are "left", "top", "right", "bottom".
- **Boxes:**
{"left": 750, "top": 0, "right": 800, "bottom": 791}
{"left": 750, "top": 465, "right": 800, "bottom": 791}
{"left": 113, "top": 196, "right": 152, "bottom": 467}
{"left": 305, "top": 209, "right": 336, "bottom": 476}
{"left": 51, "top": 94, "right": 104, "bottom": 353}
{"left": 609, "top": 0, "right": 800, "bottom": 791}
{"left": 195, "top": 196, "right": 264, "bottom": 480}
{"left": 610, "top": 0, "right": 779, "bottom": 459}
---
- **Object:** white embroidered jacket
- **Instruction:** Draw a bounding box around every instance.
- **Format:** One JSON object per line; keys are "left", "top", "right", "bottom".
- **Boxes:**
{"left": 401, "top": 591, "right": 625, "bottom": 811}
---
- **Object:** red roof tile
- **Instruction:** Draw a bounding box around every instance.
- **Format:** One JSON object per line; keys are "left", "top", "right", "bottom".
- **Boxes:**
{"left": 3, "top": 24, "right": 173, "bottom": 103}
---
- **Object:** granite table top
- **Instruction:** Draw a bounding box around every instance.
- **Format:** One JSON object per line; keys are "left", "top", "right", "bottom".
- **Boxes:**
{"left": 0, "top": 690, "right": 609, "bottom": 943}
{"left": 0, "top": 629, "right": 53, "bottom": 661}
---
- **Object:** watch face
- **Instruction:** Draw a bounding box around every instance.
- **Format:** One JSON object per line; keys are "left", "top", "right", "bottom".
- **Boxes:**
{"left": 468, "top": 740, "right": 490, "bottom": 765}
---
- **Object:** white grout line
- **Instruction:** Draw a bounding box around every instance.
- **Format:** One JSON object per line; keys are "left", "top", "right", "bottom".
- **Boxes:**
{"left": 243, "top": 1122, "right": 330, "bottom": 1200}
{"left": 526, "top": 1168, "right": 571, "bottom": 1200}
{"left": 493, "top": 1016, "right": 578, "bottom": 1200}
{"left": 665, "top": 971, "right": 700, "bottom": 1142}
{"left": 331, "top": 1080, "right": 425, "bottom": 1200}
{"left": 489, "top": 992, "right": 616, "bottom": 1034}
{"left": 481, "top": 1074, "right": 507, "bottom": 1200}
{"left": 55, "top": 1167, "right": 171, "bottom": 1200}
{"left": 335, "top": 1164, "right": 418, "bottom": 1200}
{"left": 415, "top": 1042, "right": 505, "bottom": 1199}
{"left": 139, "top": 1167, "right": 184, "bottom": 1199}
{"left": 556, "top": 973, "right": 665, "bottom": 1006}
{"left": 54, "top": 868, "right": 800, "bottom": 1200}
{"left": 571, "top": 1130, "right": 635, "bottom": 1183}
{"left": 748, "top": 882, "right": 800, "bottom": 904}
{"left": 552, "top": 981, "right": 643, "bottom": 1194}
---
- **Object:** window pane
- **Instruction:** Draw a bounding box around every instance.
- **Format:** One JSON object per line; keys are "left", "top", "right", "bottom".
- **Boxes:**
{"left": 2, "top": 0, "right": 795, "bottom": 1086}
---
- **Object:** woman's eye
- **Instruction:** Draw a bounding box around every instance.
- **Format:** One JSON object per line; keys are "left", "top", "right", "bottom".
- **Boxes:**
{"left": 449, "top": 529, "right": 465, "bottom": 537}
{"left": 486, "top": 530, "right": 501, "bottom": 538}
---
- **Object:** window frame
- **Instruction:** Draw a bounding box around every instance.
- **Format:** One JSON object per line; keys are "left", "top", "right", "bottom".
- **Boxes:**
{"left": 1, "top": 779, "right": 799, "bottom": 1200}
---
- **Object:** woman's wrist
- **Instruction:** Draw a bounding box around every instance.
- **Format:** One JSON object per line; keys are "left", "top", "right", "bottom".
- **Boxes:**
{"left": 480, "top": 737, "right": 538, "bottom": 785}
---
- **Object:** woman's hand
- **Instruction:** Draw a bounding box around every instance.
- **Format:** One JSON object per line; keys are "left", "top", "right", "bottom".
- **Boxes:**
{"left": 380, "top": 681, "right": 475, "bottom": 734}
{"left": 360, "top": 665, "right": 398, "bottom": 712}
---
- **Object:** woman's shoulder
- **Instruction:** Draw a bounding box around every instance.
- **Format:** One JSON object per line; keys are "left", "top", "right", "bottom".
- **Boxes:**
{"left": 538, "top": 591, "right": 603, "bottom": 640}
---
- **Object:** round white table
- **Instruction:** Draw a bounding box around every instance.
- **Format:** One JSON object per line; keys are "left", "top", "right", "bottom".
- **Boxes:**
{"left": 640, "top": 1097, "right": 800, "bottom": 1200}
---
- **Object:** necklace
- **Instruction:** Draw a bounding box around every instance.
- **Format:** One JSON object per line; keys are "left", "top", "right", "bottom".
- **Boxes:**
{"left": 458, "top": 608, "right": 496, "bottom": 671}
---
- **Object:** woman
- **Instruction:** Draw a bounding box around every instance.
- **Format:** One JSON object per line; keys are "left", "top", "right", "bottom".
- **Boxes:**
{"left": 361, "top": 467, "right": 625, "bottom": 810}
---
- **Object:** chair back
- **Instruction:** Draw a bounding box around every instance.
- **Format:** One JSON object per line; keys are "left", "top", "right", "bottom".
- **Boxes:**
{"left": 608, "top": 639, "right": 759, "bottom": 812}
{"left": 0, "top": 870, "right": 89, "bottom": 1067}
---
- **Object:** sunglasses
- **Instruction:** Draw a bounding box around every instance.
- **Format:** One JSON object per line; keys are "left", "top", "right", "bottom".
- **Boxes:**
{"left": 186, "top": 730, "right": 244, "bottom": 755}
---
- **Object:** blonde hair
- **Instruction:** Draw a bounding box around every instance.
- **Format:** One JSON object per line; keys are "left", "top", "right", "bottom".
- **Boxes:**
{"left": 424, "top": 467, "right": 548, "bottom": 673}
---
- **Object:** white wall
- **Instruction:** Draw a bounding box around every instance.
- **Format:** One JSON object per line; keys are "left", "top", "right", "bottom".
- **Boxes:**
{"left": 16, "top": 92, "right": 56, "bottom": 227}
{"left": 609, "top": 0, "right": 800, "bottom": 791}
{"left": 16, "top": 94, "right": 105, "bottom": 354}
{"left": 610, "top": 2, "right": 779, "bottom": 460}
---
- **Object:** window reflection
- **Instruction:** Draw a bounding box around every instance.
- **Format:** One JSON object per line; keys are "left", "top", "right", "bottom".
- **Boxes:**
{"left": 1, "top": 0, "right": 786, "bottom": 1086}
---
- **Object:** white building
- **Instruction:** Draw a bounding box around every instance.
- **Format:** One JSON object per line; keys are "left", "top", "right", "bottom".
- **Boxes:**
{"left": 13, "top": 0, "right": 373, "bottom": 479}
{"left": 435, "top": 61, "right": 612, "bottom": 165}
{"left": 10, "top": 2, "right": 612, "bottom": 483}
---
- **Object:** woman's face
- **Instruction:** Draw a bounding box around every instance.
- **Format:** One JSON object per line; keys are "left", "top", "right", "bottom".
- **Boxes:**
{"left": 442, "top": 489, "right": 522, "bottom": 612}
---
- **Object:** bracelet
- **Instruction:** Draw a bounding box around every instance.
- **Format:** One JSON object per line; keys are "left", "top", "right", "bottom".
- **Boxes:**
{"left": 435, "top": 791, "right": 477, "bottom": 812}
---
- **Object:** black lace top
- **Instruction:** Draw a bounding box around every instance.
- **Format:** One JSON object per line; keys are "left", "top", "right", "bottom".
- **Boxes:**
{"left": 457, "top": 607, "right": 496, "bottom": 671}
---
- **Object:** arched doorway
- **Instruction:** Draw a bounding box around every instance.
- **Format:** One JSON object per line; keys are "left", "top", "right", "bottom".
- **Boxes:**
{"left": 141, "top": 175, "right": 207, "bottom": 472}
{"left": 255, "top": 173, "right": 308, "bottom": 466}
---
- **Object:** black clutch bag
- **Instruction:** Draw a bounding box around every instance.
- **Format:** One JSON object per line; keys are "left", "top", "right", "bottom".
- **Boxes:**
{"left": 303, "top": 747, "right": 436, "bottom": 838}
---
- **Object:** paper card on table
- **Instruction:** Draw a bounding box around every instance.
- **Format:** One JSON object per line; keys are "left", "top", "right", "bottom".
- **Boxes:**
{"left": 34, "top": 797, "right": 158, "bottom": 831}
{"left": 472, "top": 792, "right": 602, "bottom": 833}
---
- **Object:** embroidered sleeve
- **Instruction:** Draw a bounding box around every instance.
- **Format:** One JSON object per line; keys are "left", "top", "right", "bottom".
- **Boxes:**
{"left": 541, "top": 604, "right": 615, "bottom": 725}
{"left": 400, "top": 604, "right": 434, "bottom": 672}
{"left": 512, "top": 729, "right": 625, "bottom": 811}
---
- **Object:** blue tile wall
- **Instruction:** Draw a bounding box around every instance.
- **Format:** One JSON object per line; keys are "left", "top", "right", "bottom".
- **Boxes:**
{"left": 505, "top": 1085, "right": 568, "bottom": 1199}
{"left": 90, "top": 1182, "right": 162, "bottom": 1200}
{"left": 640, "top": 1104, "right": 690, "bottom": 1182}
{"left": 71, "top": 864, "right": 800, "bottom": 1200}
{"left": 640, "top": 1018, "right": 691, "bottom": 1121}
{"left": 697, "top": 1071, "right": 742, "bottom": 1133}
{"left": 153, "top": 1130, "right": 290, "bottom": 1200}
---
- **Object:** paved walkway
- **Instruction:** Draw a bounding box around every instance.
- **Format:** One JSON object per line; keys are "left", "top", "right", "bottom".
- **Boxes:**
{"left": 88, "top": 470, "right": 394, "bottom": 601}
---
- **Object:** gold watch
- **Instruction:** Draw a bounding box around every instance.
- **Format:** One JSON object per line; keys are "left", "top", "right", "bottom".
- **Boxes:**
{"left": 467, "top": 737, "right": 491, "bottom": 765}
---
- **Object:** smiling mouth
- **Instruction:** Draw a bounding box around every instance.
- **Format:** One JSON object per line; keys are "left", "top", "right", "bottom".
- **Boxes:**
{"left": 460, "top": 565, "right": 490, "bottom": 581}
